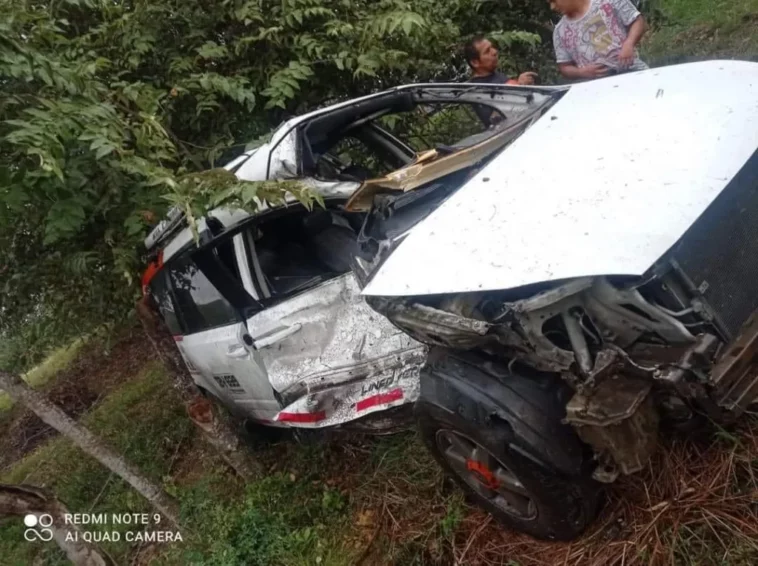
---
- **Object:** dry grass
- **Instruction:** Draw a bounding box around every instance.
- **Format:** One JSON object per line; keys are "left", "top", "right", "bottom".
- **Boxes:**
{"left": 451, "top": 417, "right": 758, "bottom": 566}
{"left": 287, "top": 418, "right": 758, "bottom": 565}
{"left": 334, "top": 433, "right": 459, "bottom": 565}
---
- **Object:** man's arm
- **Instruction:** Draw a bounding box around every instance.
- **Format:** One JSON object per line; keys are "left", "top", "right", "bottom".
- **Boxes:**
{"left": 558, "top": 62, "right": 609, "bottom": 80}
{"left": 618, "top": 16, "right": 647, "bottom": 67}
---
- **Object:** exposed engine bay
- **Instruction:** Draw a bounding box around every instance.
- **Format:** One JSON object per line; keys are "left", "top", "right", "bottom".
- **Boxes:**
{"left": 354, "top": 140, "right": 758, "bottom": 483}
{"left": 366, "top": 267, "right": 758, "bottom": 482}
{"left": 349, "top": 61, "right": 758, "bottom": 483}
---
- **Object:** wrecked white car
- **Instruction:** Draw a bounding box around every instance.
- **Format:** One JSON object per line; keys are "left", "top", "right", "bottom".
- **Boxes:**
{"left": 141, "top": 82, "right": 555, "bottom": 431}
{"left": 144, "top": 60, "right": 758, "bottom": 542}
{"left": 355, "top": 60, "right": 758, "bottom": 539}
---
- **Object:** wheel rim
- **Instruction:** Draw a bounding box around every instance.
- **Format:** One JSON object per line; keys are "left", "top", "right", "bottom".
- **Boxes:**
{"left": 436, "top": 429, "right": 537, "bottom": 520}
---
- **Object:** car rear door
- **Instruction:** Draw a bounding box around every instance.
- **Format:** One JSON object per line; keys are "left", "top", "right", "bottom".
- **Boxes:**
{"left": 233, "top": 206, "right": 426, "bottom": 426}
{"left": 163, "top": 251, "right": 281, "bottom": 421}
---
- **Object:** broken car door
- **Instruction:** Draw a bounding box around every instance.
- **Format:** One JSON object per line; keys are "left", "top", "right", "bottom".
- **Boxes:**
{"left": 166, "top": 251, "right": 281, "bottom": 421}
{"left": 238, "top": 207, "right": 427, "bottom": 426}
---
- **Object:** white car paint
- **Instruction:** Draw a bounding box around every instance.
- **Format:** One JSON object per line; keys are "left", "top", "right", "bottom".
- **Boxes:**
{"left": 362, "top": 60, "right": 758, "bottom": 297}
{"left": 161, "top": 209, "right": 252, "bottom": 262}
{"left": 179, "top": 322, "right": 282, "bottom": 421}
{"left": 271, "top": 357, "right": 423, "bottom": 428}
{"left": 228, "top": 83, "right": 559, "bottom": 184}
{"left": 161, "top": 182, "right": 359, "bottom": 264}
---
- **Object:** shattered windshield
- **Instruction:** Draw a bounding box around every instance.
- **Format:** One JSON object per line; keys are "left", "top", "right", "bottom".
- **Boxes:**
{"left": 343, "top": 92, "right": 558, "bottom": 212}
{"left": 378, "top": 102, "right": 497, "bottom": 152}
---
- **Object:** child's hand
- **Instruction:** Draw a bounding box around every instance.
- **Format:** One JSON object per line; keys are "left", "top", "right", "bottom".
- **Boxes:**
{"left": 580, "top": 64, "right": 610, "bottom": 79}
{"left": 619, "top": 42, "right": 635, "bottom": 68}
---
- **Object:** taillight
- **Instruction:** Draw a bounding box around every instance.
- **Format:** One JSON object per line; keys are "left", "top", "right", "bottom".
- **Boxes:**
{"left": 141, "top": 250, "right": 164, "bottom": 294}
{"left": 275, "top": 410, "right": 327, "bottom": 423}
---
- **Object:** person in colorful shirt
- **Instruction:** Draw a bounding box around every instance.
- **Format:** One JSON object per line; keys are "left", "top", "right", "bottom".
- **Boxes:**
{"left": 550, "top": 0, "right": 648, "bottom": 80}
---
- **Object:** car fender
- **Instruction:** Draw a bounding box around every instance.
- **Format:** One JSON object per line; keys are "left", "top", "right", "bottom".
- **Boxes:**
{"left": 417, "top": 349, "right": 586, "bottom": 476}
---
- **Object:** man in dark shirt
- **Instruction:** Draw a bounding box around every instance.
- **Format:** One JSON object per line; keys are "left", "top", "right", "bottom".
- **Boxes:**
{"left": 464, "top": 35, "right": 538, "bottom": 126}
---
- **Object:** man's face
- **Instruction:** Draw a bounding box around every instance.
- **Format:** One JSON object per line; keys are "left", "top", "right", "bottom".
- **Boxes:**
{"left": 472, "top": 39, "right": 498, "bottom": 74}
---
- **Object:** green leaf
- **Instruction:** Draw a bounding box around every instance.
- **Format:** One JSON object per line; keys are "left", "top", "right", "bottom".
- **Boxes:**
{"left": 95, "top": 144, "right": 115, "bottom": 159}
{"left": 0, "top": 0, "right": 550, "bottom": 361}
{"left": 196, "top": 41, "right": 229, "bottom": 59}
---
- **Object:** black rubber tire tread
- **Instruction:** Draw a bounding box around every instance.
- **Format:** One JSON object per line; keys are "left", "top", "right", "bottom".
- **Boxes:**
{"left": 416, "top": 401, "right": 601, "bottom": 541}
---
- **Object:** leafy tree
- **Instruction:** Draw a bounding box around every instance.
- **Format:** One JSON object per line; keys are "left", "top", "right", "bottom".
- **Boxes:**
{"left": 0, "top": 0, "right": 549, "bottom": 367}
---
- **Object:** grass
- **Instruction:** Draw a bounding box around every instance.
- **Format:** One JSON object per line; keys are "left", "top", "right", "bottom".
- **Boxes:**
{"left": 4, "top": 354, "right": 758, "bottom": 566}
{"left": 643, "top": 0, "right": 758, "bottom": 63}
{"left": 0, "top": 358, "right": 458, "bottom": 566}
{"left": 0, "top": 338, "right": 85, "bottom": 411}
{"left": 164, "top": 431, "right": 461, "bottom": 566}
{"left": 162, "top": 472, "right": 355, "bottom": 566}
{"left": 0, "top": 362, "right": 192, "bottom": 565}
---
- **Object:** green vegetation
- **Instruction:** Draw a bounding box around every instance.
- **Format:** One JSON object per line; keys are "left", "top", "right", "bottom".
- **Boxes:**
{"left": 22, "top": 340, "right": 86, "bottom": 390}
{"left": 0, "top": 359, "right": 459, "bottom": 565}
{"left": 3, "top": 0, "right": 753, "bottom": 372}
{"left": 168, "top": 474, "right": 354, "bottom": 566}
{"left": 3, "top": 0, "right": 758, "bottom": 565}
{"left": 0, "top": 0, "right": 548, "bottom": 372}
{"left": 0, "top": 339, "right": 85, "bottom": 411}
{"left": 1, "top": 363, "right": 192, "bottom": 565}
{"left": 4, "top": 346, "right": 758, "bottom": 565}
{"left": 643, "top": 0, "right": 758, "bottom": 62}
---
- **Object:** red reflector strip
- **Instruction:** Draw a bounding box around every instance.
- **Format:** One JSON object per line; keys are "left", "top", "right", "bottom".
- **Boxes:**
{"left": 356, "top": 387, "right": 404, "bottom": 412}
{"left": 276, "top": 410, "right": 327, "bottom": 423}
{"left": 173, "top": 335, "right": 183, "bottom": 342}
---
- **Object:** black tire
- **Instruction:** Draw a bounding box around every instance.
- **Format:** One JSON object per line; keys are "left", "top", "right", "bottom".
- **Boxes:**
{"left": 416, "top": 401, "right": 601, "bottom": 540}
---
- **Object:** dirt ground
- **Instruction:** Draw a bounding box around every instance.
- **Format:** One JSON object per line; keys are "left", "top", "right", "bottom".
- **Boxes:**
{"left": 0, "top": 330, "right": 154, "bottom": 470}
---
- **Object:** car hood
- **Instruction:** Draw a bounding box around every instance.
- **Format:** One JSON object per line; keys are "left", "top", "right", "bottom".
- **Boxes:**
{"left": 362, "top": 60, "right": 758, "bottom": 297}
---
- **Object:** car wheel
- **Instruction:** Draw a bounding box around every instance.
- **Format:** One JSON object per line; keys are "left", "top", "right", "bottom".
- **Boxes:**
{"left": 416, "top": 402, "right": 601, "bottom": 540}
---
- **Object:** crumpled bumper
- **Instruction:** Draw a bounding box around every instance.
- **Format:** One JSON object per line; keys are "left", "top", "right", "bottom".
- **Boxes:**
{"left": 271, "top": 346, "right": 428, "bottom": 428}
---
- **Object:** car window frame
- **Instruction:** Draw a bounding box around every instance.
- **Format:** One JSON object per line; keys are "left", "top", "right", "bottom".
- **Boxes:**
{"left": 380, "top": 101, "right": 504, "bottom": 150}
{"left": 186, "top": 199, "right": 357, "bottom": 317}
{"left": 162, "top": 250, "right": 250, "bottom": 336}
{"left": 146, "top": 268, "right": 185, "bottom": 336}
{"left": 241, "top": 205, "right": 359, "bottom": 309}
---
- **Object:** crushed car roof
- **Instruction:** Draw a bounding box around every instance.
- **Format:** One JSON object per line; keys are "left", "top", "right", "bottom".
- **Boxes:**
{"left": 149, "top": 81, "right": 558, "bottom": 257}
